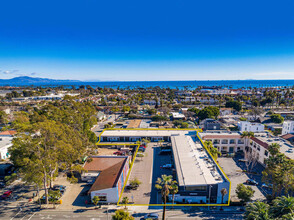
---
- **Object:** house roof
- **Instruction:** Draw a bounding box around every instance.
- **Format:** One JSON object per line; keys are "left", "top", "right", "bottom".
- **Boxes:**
{"left": 281, "top": 134, "right": 294, "bottom": 140}
{"left": 250, "top": 137, "right": 269, "bottom": 149}
{"left": 127, "top": 120, "right": 141, "bottom": 128}
{"left": 85, "top": 156, "right": 127, "bottom": 192}
{"left": 0, "top": 130, "right": 17, "bottom": 136}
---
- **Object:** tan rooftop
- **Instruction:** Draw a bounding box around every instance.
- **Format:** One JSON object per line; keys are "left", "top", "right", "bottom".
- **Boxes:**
{"left": 127, "top": 120, "right": 141, "bottom": 128}
{"left": 84, "top": 156, "right": 127, "bottom": 192}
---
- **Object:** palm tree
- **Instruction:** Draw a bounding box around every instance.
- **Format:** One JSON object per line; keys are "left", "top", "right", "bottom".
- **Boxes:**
{"left": 268, "top": 143, "right": 280, "bottom": 156}
{"left": 245, "top": 201, "right": 270, "bottom": 220}
{"left": 155, "top": 175, "right": 173, "bottom": 220}
{"left": 170, "top": 180, "right": 178, "bottom": 209}
{"left": 271, "top": 196, "right": 294, "bottom": 218}
{"left": 220, "top": 188, "right": 228, "bottom": 211}
{"left": 221, "top": 188, "right": 227, "bottom": 204}
{"left": 241, "top": 131, "right": 255, "bottom": 147}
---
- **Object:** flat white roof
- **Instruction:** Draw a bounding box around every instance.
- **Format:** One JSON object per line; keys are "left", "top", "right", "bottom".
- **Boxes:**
{"left": 171, "top": 112, "right": 185, "bottom": 118}
{"left": 101, "top": 129, "right": 196, "bottom": 137}
{"left": 171, "top": 135, "right": 224, "bottom": 186}
{"left": 254, "top": 134, "right": 294, "bottom": 160}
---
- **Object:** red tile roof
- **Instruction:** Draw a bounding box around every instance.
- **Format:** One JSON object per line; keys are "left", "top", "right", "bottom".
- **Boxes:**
{"left": 0, "top": 130, "right": 17, "bottom": 136}
{"left": 85, "top": 156, "right": 127, "bottom": 192}
{"left": 250, "top": 137, "right": 269, "bottom": 149}
{"left": 281, "top": 134, "right": 294, "bottom": 140}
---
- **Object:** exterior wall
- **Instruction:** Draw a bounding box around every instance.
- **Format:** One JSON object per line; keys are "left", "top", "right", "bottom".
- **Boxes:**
{"left": 205, "top": 122, "right": 221, "bottom": 131}
{"left": 0, "top": 146, "right": 9, "bottom": 159}
{"left": 220, "top": 109, "right": 232, "bottom": 116}
{"left": 216, "top": 181, "right": 230, "bottom": 204}
{"left": 248, "top": 140, "right": 269, "bottom": 165}
{"left": 204, "top": 138, "right": 245, "bottom": 153}
{"left": 170, "top": 184, "right": 218, "bottom": 204}
{"left": 91, "top": 187, "right": 119, "bottom": 203}
{"left": 118, "top": 157, "right": 130, "bottom": 197}
{"left": 282, "top": 121, "right": 294, "bottom": 135}
{"left": 171, "top": 195, "right": 207, "bottom": 204}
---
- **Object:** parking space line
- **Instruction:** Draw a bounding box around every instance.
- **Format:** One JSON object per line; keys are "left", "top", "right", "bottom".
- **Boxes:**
{"left": 10, "top": 209, "right": 22, "bottom": 220}
{"left": 27, "top": 212, "right": 36, "bottom": 220}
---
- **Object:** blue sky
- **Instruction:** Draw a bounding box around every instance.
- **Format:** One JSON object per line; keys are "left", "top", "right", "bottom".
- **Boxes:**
{"left": 0, "top": 0, "right": 294, "bottom": 81}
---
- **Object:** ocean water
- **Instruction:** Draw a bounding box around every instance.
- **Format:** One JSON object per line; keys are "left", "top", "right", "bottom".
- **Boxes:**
{"left": 67, "top": 80, "right": 294, "bottom": 89}
{"left": 4, "top": 80, "right": 294, "bottom": 89}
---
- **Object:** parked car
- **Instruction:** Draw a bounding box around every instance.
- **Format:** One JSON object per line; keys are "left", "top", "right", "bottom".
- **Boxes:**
{"left": 52, "top": 185, "right": 66, "bottom": 194}
{"left": 113, "top": 151, "right": 125, "bottom": 156}
{"left": 261, "top": 183, "right": 273, "bottom": 188}
{"left": 246, "top": 179, "right": 258, "bottom": 185}
{"left": 160, "top": 164, "right": 173, "bottom": 169}
{"left": 1, "top": 190, "right": 12, "bottom": 199}
{"left": 238, "top": 159, "right": 248, "bottom": 163}
{"left": 140, "top": 213, "right": 159, "bottom": 220}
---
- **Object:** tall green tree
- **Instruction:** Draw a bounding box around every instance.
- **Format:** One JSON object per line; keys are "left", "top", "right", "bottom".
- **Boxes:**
{"left": 236, "top": 183, "right": 255, "bottom": 205}
{"left": 9, "top": 120, "right": 86, "bottom": 204}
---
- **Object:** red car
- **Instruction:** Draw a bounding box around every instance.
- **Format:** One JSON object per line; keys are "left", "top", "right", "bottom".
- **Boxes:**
{"left": 1, "top": 190, "right": 12, "bottom": 199}
{"left": 140, "top": 145, "right": 146, "bottom": 148}
{"left": 113, "top": 151, "right": 125, "bottom": 156}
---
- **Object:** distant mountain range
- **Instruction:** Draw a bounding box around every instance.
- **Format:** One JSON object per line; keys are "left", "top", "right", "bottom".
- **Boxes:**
{"left": 0, "top": 76, "right": 81, "bottom": 86}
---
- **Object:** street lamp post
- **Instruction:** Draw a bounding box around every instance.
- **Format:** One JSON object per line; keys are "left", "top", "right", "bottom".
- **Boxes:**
{"left": 208, "top": 185, "right": 212, "bottom": 210}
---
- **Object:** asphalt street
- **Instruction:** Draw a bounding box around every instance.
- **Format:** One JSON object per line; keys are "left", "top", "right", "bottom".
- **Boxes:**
{"left": 2, "top": 208, "right": 244, "bottom": 220}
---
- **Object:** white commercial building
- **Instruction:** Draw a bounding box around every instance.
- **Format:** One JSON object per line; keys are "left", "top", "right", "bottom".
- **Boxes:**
{"left": 99, "top": 129, "right": 230, "bottom": 204}
{"left": 282, "top": 121, "right": 294, "bottom": 135}
{"left": 171, "top": 135, "right": 230, "bottom": 204}
{"left": 247, "top": 133, "right": 294, "bottom": 165}
{"left": 198, "top": 132, "right": 245, "bottom": 153}
{"left": 238, "top": 121, "right": 264, "bottom": 133}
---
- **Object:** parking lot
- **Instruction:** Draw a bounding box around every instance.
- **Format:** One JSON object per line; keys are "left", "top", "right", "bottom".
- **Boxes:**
{"left": 150, "top": 145, "right": 174, "bottom": 205}
{"left": 122, "top": 143, "right": 154, "bottom": 204}
{"left": 218, "top": 156, "right": 268, "bottom": 202}
{"left": 122, "top": 143, "right": 174, "bottom": 205}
